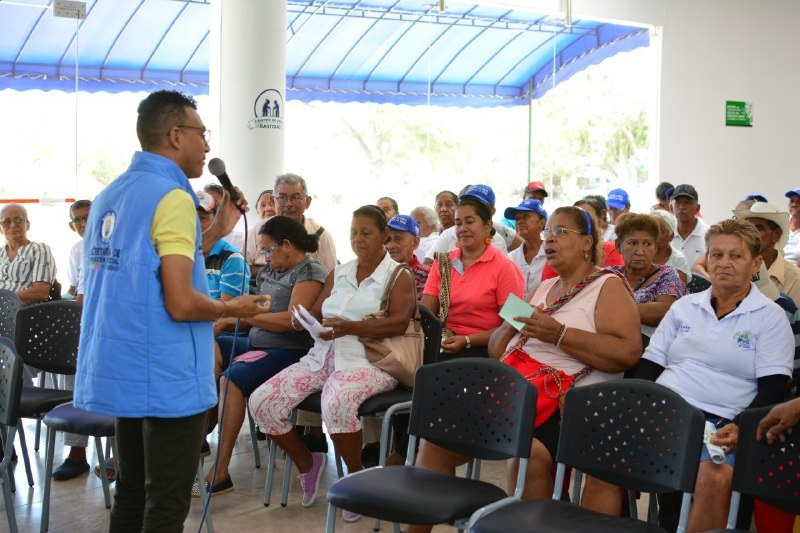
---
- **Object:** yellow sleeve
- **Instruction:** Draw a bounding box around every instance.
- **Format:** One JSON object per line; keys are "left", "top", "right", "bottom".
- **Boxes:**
{"left": 150, "top": 189, "right": 197, "bottom": 260}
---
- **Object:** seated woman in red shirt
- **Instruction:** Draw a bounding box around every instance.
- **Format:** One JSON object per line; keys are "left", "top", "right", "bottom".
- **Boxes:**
{"left": 421, "top": 184, "right": 524, "bottom": 357}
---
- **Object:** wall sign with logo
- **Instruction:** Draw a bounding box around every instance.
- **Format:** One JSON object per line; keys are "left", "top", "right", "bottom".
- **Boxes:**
{"left": 725, "top": 100, "right": 753, "bottom": 127}
{"left": 249, "top": 89, "right": 284, "bottom": 131}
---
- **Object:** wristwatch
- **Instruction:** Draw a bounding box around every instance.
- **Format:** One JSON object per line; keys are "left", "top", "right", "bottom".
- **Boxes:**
{"left": 464, "top": 336, "right": 471, "bottom": 349}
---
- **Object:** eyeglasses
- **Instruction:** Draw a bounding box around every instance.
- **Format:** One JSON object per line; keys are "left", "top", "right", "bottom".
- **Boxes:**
{"left": 176, "top": 125, "right": 211, "bottom": 143}
{"left": 71, "top": 216, "right": 89, "bottom": 225}
{"left": 275, "top": 194, "right": 306, "bottom": 204}
{"left": 261, "top": 240, "right": 284, "bottom": 257}
{"left": 540, "top": 226, "right": 582, "bottom": 239}
{"left": 0, "top": 217, "right": 27, "bottom": 228}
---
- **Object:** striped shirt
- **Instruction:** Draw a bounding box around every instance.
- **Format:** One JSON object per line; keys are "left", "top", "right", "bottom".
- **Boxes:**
{"left": 0, "top": 241, "right": 57, "bottom": 293}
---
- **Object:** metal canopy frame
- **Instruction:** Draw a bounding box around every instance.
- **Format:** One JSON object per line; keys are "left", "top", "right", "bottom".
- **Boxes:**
{"left": 0, "top": 0, "right": 649, "bottom": 107}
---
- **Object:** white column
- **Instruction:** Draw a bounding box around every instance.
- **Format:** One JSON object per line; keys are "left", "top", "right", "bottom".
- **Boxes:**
{"left": 210, "top": 0, "right": 286, "bottom": 210}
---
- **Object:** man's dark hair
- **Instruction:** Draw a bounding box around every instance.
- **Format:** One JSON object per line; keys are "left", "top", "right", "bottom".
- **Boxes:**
{"left": 378, "top": 196, "right": 399, "bottom": 212}
{"left": 136, "top": 90, "right": 198, "bottom": 151}
{"left": 655, "top": 181, "right": 674, "bottom": 202}
{"left": 203, "top": 184, "right": 224, "bottom": 196}
{"left": 69, "top": 199, "right": 92, "bottom": 217}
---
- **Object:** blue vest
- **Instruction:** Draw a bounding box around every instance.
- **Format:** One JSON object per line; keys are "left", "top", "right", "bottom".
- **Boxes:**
{"left": 74, "top": 151, "right": 216, "bottom": 418}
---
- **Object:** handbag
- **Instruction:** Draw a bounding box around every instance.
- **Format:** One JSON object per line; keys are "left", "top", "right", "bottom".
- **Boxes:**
{"left": 434, "top": 251, "right": 454, "bottom": 340}
{"left": 359, "top": 264, "right": 424, "bottom": 388}
{"left": 500, "top": 268, "right": 623, "bottom": 427}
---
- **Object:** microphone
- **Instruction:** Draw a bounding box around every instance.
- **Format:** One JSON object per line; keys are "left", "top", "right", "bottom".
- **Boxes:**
{"left": 207, "top": 158, "right": 244, "bottom": 213}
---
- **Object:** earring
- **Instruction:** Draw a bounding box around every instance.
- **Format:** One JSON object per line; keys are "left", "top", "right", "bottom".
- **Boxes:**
{"left": 584, "top": 251, "right": 590, "bottom": 262}
{"left": 485, "top": 237, "right": 492, "bottom": 245}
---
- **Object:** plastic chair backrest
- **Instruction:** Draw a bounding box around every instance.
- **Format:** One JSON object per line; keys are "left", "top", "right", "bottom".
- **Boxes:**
{"left": 730, "top": 405, "right": 800, "bottom": 515}
{"left": 14, "top": 300, "right": 82, "bottom": 375}
{"left": 557, "top": 379, "right": 705, "bottom": 494}
{"left": 0, "top": 289, "right": 22, "bottom": 343}
{"left": 418, "top": 305, "right": 442, "bottom": 366}
{"left": 686, "top": 274, "right": 711, "bottom": 294}
{"left": 409, "top": 358, "right": 537, "bottom": 461}
{"left": 0, "top": 337, "right": 24, "bottom": 426}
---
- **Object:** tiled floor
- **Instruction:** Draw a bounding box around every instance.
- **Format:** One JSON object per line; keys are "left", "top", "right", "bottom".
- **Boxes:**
{"left": 3, "top": 420, "right": 512, "bottom": 533}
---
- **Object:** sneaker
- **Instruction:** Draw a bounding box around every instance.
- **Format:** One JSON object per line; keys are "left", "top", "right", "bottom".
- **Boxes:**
{"left": 297, "top": 452, "right": 327, "bottom": 507}
{"left": 191, "top": 476, "right": 234, "bottom": 498}
{"left": 200, "top": 439, "right": 211, "bottom": 458}
{"left": 52, "top": 458, "right": 90, "bottom": 481}
{"left": 300, "top": 432, "right": 329, "bottom": 453}
{"left": 342, "top": 509, "right": 362, "bottom": 522}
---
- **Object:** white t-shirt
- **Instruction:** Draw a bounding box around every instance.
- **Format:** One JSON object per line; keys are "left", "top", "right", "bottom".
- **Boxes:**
{"left": 783, "top": 229, "right": 800, "bottom": 265}
{"left": 644, "top": 284, "right": 794, "bottom": 420}
{"left": 508, "top": 241, "right": 546, "bottom": 299}
{"left": 672, "top": 217, "right": 709, "bottom": 270}
{"left": 603, "top": 223, "right": 617, "bottom": 242}
{"left": 414, "top": 233, "right": 439, "bottom": 264}
{"left": 67, "top": 239, "right": 83, "bottom": 288}
{"left": 425, "top": 226, "right": 508, "bottom": 261}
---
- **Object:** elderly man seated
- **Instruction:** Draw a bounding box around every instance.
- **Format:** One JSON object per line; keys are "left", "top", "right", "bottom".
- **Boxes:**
{"left": 0, "top": 203, "right": 56, "bottom": 304}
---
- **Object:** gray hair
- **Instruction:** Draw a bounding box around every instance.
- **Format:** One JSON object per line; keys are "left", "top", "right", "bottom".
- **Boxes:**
{"left": 411, "top": 206, "right": 439, "bottom": 230}
{"left": 649, "top": 209, "right": 677, "bottom": 237}
{"left": 274, "top": 173, "right": 308, "bottom": 196}
{"left": 1, "top": 203, "right": 28, "bottom": 218}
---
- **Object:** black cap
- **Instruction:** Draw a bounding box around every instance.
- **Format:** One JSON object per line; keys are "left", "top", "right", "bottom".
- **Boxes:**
{"left": 668, "top": 184, "right": 699, "bottom": 201}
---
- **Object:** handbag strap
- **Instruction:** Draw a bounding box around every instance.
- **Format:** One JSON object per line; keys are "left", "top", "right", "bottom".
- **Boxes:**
{"left": 435, "top": 252, "right": 453, "bottom": 337}
{"left": 378, "top": 263, "right": 414, "bottom": 313}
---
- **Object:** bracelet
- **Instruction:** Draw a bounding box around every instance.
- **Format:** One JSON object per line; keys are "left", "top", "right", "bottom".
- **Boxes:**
{"left": 554, "top": 324, "right": 568, "bottom": 347}
{"left": 218, "top": 300, "right": 228, "bottom": 319}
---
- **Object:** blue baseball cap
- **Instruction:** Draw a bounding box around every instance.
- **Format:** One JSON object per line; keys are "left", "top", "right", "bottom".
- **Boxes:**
{"left": 387, "top": 214, "right": 420, "bottom": 237}
{"left": 607, "top": 188, "right": 630, "bottom": 209}
{"left": 745, "top": 192, "right": 768, "bottom": 202}
{"left": 504, "top": 199, "right": 547, "bottom": 221}
{"left": 459, "top": 184, "right": 495, "bottom": 208}
{"left": 785, "top": 188, "right": 800, "bottom": 198}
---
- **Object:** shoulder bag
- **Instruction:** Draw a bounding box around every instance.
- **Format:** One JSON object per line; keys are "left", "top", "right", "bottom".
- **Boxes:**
{"left": 359, "top": 264, "right": 424, "bottom": 388}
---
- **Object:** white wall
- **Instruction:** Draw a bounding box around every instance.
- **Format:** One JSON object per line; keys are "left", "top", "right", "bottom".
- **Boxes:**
{"left": 569, "top": 0, "right": 800, "bottom": 223}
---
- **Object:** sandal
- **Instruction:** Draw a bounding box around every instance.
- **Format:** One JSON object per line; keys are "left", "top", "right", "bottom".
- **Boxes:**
{"left": 93, "top": 458, "right": 118, "bottom": 483}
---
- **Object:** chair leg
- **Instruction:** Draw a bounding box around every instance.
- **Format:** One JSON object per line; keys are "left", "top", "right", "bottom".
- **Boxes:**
{"left": 263, "top": 439, "right": 278, "bottom": 506}
{"left": 572, "top": 469, "right": 584, "bottom": 504}
{"left": 196, "top": 459, "right": 215, "bottom": 533}
{"left": 325, "top": 502, "right": 337, "bottom": 533}
{"left": 245, "top": 400, "right": 261, "bottom": 469}
{"left": 281, "top": 452, "right": 293, "bottom": 507}
{"left": 0, "top": 426, "right": 16, "bottom": 493}
{"left": 94, "top": 436, "right": 111, "bottom": 509}
{"left": 0, "top": 427, "right": 18, "bottom": 533}
{"left": 40, "top": 427, "right": 57, "bottom": 533}
{"left": 16, "top": 423, "right": 34, "bottom": 487}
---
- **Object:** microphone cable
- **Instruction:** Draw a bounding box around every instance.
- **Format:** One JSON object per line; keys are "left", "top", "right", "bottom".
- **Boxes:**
{"left": 198, "top": 196, "right": 252, "bottom": 532}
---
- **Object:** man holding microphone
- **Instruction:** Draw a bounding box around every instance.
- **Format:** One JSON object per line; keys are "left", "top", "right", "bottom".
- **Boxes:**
{"left": 75, "top": 90, "right": 269, "bottom": 532}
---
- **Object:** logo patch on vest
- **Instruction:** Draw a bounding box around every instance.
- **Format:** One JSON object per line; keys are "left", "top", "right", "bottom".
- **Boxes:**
{"left": 101, "top": 211, "right": 116, "bottom": 244}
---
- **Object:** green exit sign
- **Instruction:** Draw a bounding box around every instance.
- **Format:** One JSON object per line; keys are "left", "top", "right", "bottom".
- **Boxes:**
{"left": 726, "top": 101, "right": 753, "bottom": 127}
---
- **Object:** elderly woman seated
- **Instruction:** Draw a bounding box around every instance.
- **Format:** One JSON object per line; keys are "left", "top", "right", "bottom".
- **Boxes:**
{"left": 405, "top": 207, "right": 642, "bottom": 533}
{"left": 634, "top": 218, "right": 794, "bottom": 532}
{"left": 611, "top": 213, "right": 687, "bottom": 341}
{"left": 249, "top": 205, "right": 416, "bottom": 523}
{"left": 0, "top": 203, "right": 56, "bottom": 304}
{"left": 649, "top": 208, "right": 691, "bottom": 284}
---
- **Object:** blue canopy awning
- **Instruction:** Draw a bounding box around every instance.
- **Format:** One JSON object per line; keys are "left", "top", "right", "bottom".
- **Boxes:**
{"left": 0, "top": 0, "right": 649, "bottom": 107}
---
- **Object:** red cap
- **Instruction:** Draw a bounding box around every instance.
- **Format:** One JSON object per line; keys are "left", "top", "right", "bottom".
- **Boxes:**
{"left": 524, "top": 181, "right": 548, "bottom": 196}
